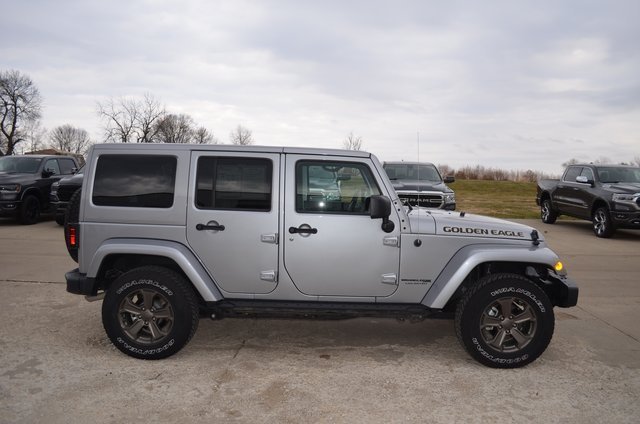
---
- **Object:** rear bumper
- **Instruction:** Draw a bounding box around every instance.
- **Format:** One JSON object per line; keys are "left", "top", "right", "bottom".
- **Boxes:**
{"left": 66, "top": 268, "right": 98, "bottom": 296}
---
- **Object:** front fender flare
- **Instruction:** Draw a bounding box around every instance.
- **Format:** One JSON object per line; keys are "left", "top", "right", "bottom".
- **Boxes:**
{"left": 422, "top": 244, "right": 560, "bottom": 309}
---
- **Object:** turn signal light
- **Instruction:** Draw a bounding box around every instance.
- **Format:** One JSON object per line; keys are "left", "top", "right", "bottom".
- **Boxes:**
{"left": 554, "top": 261, "right": 564, "bottom": 272}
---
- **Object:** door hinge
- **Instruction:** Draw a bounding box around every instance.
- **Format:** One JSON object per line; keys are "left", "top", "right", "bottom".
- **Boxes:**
{"left": 383, "top": 236, "right": 399, "bottom": 247}
{"left": 260, "top": 270, "right": 278, "bottom": 282}
{"left": 381, "top": 273, "right": 398, "bottom": 285}
{"left": 261, "top": 233, "right": 279, "bottom": 244}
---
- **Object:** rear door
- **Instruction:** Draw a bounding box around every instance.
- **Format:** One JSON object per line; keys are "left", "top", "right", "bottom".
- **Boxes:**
{"left": 554, "top": 166, "right": 583, "bottom": 216}
{"left": 282, "top": 155, "right": 400, "bottom": 298}
{"left": 186, "top": 152, "right": 280, "bottom": 294}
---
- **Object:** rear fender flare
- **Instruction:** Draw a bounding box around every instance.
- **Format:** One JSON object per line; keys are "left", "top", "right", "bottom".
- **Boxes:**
{"left": 86, "top": 239, "right": 223, "bottom": 302}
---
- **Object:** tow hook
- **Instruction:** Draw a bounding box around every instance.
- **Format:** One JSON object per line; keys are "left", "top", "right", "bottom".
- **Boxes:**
{"left": 85, "top": 292, "right": 105, "bottom": 302}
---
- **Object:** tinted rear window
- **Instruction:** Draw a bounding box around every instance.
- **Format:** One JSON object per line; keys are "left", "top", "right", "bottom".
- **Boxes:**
{"left": 195, "top": 157, "right": 272, "bottom": 211}
{"left": 93, "top": 155, "right": 177, "bottom": 208}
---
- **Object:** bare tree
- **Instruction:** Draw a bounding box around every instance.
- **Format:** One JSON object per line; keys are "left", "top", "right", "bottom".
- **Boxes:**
{"left": 634, "top": 156, "right": 640, "bottom": 167}
{"left": 0, "top": 69, "right": 42, "bottom": 156}
{"left": 20, "top": 121, "right": 47, "bottom": 154}
{"left": 343, "top": 132, "right": 363, "bottom": 151}
{"left": 97, "top": 93, "right": 165, "bottom": 143}
{"left": 561, "top": 158, "right": 580, "bottom": 168}
{"left": 155, "top": 114, "right": 195, "bottom": 144}
{"left": 438, "top": 164, "right": 454, "bottom": 178}
{"left": 230, "top": 125, "right": 254, "bottom": 145}
{"left": 49, "top": 124, "right": 92, "bottom": 154}
{"left": 136, "top": 94, "right": 165, "bottom": 143}
{"left": 155, "top": 114, "right": 218, "bottom": 144}
{"left": 193, "top": 126, "right": 218, "bottom": 144}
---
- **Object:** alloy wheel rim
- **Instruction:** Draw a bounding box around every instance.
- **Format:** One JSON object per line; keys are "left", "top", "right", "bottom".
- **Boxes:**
{"left": 118, "top": 288, "right": 174, "bottom": 344}
{"left": 479, "top": 296, "right": 538, "bottom": 353}
{"left": 594, "top": 210, "right": 606, "bottom": 235}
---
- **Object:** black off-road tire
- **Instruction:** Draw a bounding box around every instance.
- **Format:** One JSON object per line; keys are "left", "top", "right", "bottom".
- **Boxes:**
{"left": 19, "top": 195, "right": 41, "bottom": 225}
{"left": 540, "top": 198, "right": 558, "bottom": 224}
{"left": 455, "top": 273, "right": 554, "bottom": 368}
{"left": 102, "top": 266, "right": 200, "bottom": 360}
{"left": 592, "top": 207, "right": 615, "bottom": 238}
{"left": 55, "top": 214, "right": 65, "bottom": 226}
{"left": 64, "top": 189, "right": 81, "bottom": 262}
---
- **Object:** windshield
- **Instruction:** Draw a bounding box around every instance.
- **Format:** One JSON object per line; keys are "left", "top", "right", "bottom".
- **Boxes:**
{"left": 384, "top": 164, "right": 442, "bottom": 182}
{"left": 0, "top": 156, "right": 43, "bottom": 173}
{"left": 597, "top": 167, "right": 640, "bottom": 184}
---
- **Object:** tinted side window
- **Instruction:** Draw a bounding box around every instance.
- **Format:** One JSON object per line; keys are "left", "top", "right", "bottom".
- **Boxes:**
{"left": 44, "top": 159, "right": 61, "bottom": 175}
{"left": 59, "top": 158, "right": 77, "bottom": 175}
{"left": 563, "top": 167, "right": 582, "bottom": 182}
{"left": 296, "top": 161, "right": 381, "bottom": 214}
{"left": 93, "top": 155, "right": 177, "bottom": 208}
{"left": 580, "top": 167, "right": 594, "bottom": 181}
{"left": 196, "top": 157, "right": 272, "bottom": 211}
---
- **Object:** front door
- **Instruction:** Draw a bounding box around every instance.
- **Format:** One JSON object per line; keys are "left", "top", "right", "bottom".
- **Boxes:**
{"left": 283, "top": 155, "right": 400, "bottom": 298}
{"left": 186, "top": 152, "right": 280, "bottom": 294}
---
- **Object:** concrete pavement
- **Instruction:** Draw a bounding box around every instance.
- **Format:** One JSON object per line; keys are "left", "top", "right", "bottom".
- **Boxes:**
{"left": 0, "top": 217, "right": 639, "bottom": 423}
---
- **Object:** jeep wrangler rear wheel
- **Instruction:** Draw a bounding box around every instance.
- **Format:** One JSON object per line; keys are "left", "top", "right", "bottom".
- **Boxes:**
{"left": 102, "top": 266, "right": 199, "bottom": 360}
{"left": 455, "top": 273, "right": 554, "bottom": 368}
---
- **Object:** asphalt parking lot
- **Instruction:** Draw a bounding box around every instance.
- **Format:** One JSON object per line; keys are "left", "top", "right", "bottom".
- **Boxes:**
{"left": 1, "top": 217, "right": 639, "bottom": 423}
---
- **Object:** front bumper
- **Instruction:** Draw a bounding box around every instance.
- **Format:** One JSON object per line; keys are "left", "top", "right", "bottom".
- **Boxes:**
{"left": 66, "top": 268, "right": 98, "bottom": 296}
{"left": 542, "top": 270, "right": 579, "bottom": 308}
{"left": 0, "top": 200, "right": 21, "bottom": 216}
{"left": 611, "top": 210, "right": 640, "bottom": 229}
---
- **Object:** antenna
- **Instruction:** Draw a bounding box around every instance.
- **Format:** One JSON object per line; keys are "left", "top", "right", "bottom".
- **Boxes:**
{"left": 417, "top": 131, "right": 420, "bottom": 234}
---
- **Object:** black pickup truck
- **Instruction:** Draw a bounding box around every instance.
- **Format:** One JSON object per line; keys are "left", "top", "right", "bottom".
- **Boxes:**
{"left": 0, "top": 155, "right": 80, "bottom": 224}
{"left": 536, "top": 164, "right": 640, "bottom": 238}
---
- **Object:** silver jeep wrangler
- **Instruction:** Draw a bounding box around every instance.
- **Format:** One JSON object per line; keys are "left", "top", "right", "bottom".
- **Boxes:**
{"left": 65, "top": 143, "right": 578, "bottom": 368}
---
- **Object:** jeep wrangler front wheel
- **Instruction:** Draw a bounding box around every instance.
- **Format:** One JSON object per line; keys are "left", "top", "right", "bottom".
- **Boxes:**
{"left": 455, "top": 273, "right": 554, "bottom": 368}
{"left": 102, "top": 266, "right": 199, "bottom": 360}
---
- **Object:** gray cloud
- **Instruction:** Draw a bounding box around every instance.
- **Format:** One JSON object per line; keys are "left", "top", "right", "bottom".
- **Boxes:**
{"left": 2, "top": 0, "right": 639, "bottom": 173}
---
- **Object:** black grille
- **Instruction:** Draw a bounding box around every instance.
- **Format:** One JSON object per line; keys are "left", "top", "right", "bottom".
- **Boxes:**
{"left": 400, "top": 194, "right": 443, "bottom": 208}
{"left": 58, "top": 185, "right": 81, "bottom": 202}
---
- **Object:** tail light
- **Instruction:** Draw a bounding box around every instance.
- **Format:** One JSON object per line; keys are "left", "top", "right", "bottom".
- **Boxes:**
{"left": 65, "top": 223, "right": 79, "bottom": 263}
{"left": 68, "top": 226, "right": 77, "bottom": 247}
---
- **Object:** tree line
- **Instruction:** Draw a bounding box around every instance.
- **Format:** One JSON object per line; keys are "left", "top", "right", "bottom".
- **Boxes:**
{"left": 0, "top": 69, "right": 258, "bottom": 156}
{"left": 2, "top": 68, "right": 639, "bottom": 181}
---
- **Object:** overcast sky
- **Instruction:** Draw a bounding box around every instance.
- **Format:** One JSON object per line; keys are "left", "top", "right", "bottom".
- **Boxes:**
{"left": 3, "top": 0, "right": 639, "bottom": 173}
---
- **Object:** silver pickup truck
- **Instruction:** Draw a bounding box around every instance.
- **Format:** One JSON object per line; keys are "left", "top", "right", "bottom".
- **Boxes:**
{"left": 65, "top": 144, "right": 578, "bottom": 368}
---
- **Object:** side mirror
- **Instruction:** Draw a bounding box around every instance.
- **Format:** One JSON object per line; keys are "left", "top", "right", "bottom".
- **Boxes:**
{"left": 42, "top": 169, "right": 54, "bottom": 178}
{"left": 368, "top": 195, "right": 395, "bottom": 233}
{"left": 575, "top": 176, "right": 593, "bottom": 186}
{"left": 444, "top": 176, "right": 455, "bottom": 183}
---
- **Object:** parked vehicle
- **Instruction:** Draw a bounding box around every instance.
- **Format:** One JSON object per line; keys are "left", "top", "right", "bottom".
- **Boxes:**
{"left": 65, "top": 143, "right": 577, "bottom": 368}
{"left": 0, "top": 155, "right": 80, "bottom": 224}
{"left": 383, "top": 161, "right": 456, "bottom": 210}
{"left": 50, "top": 165, "right": 84, "bottom": 225}
{"left": 537, "top": 164, "right": 640, "bottom": 238}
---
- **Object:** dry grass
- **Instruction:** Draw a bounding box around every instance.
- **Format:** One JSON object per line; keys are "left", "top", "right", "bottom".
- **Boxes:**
{"left": 452, "top": 180, "right": 540, "bottom": 219}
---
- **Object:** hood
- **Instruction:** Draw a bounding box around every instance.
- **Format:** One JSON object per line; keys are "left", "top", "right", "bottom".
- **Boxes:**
{"left": 0, "top": 172, "right": 36, "bottom": 184}
{"left": 602, "top": 182, "right": 640, "bottom": 193}
{"left": 391, "top": 180, "right": 452, "bottom": 193}
{"left": 58, "top": 172, "right": 84, "bottom": 186}
{"left": 407, "top": 208, "right": 542, "bottom": 242}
